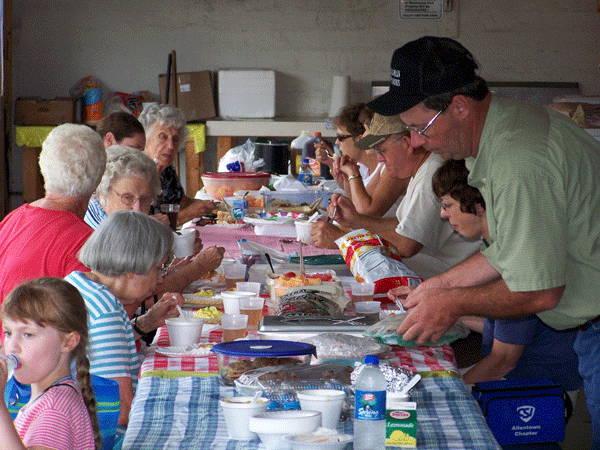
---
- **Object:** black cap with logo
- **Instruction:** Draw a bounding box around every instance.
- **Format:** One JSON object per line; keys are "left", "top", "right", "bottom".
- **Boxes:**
{"left": 368, "top": 36, "right": 479, "bottom": 116}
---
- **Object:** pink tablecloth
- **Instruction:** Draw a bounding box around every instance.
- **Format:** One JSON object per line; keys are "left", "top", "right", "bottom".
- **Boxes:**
{"left": 191, "top": 224, "right": 340, "bottom": 259}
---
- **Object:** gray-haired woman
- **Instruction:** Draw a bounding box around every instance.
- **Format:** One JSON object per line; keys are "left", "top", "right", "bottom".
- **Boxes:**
{"left": 65, "top": 210, "right": 184, "bottom": 433}
{"left": 84, "top": 145, "right": 162, "bottom": 229}
{"left": 84, "top": 145, "right": 224, "bottom": 295}
{"left": 139, "top": 104, "right": 216, "bottom": 225}
{"left": 0, "top": 123, "right": 106, "bottom": 301}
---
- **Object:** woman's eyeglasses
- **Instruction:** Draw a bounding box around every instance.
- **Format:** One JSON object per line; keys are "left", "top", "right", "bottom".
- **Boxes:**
{"left": 336, "top": 134, "right": 353, "bottom": 141}
{"left": 111, "top": 189, "right": 155, "bottom": 208}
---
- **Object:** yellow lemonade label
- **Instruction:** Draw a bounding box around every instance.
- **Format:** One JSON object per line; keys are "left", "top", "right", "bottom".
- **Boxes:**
{"left": 386, "top": 401, "right": 417, "bottom": 447}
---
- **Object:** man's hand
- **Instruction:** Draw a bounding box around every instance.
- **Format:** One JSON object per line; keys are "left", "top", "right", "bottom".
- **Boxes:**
{"left": 328, "top": 194, "right": 360, "bottom": 228}
{"left": 396, "top": 287, "right": 460, "bottom": 344}
{"left": 310, "top": 221, "right": 345, "bottom": 249}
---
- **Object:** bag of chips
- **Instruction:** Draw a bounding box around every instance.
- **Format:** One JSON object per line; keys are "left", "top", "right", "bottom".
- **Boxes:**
{"left": 335, "top": 229, "right": 422, "bottom": 298}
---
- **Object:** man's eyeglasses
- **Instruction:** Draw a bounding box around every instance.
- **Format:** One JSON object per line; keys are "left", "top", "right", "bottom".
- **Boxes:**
{"left": 373, "top": 136, "right": 404, "bottom": 157}
{"left": 405, "top": 107, "right": 446, "bottom": 138}
{"left": 336, "top": 134, "right": 353, "bottom": 142}
{"left": 112, "top": 189, "right": 155, "bottom": 208}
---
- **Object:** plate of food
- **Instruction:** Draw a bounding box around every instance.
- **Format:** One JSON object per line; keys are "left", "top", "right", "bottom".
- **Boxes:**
{"left": 154, "top": 342, "right": 214, "bottom": 358}
{"left": 182, "top": 290, "right": 223, "bottom": 308}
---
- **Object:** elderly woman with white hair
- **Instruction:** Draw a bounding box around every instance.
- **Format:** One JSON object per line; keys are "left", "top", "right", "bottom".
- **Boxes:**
{"left": 84, "top": 146, "right": 224, "bottom": 298}
{"left": 0, "top": 123, "right": 106, "bottom": 302}
{"left": 65, "top": 210, "right": 184, "bottom": 434}
{"left": 139, "top": 104, "right": 216, "bottom": 225}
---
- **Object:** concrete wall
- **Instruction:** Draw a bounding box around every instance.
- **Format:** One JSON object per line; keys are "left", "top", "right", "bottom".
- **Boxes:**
{"left": 13, "top": 0, "right": 600, "bottom": 115}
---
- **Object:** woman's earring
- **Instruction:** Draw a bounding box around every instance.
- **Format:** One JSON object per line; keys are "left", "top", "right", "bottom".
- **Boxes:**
{"left": 100, "top": 198, "right": 107, "bottom": 206}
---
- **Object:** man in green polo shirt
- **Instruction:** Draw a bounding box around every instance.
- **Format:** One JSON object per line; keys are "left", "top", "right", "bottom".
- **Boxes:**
{"left": 369, "top": 36, "right": 600, "bottom": 447}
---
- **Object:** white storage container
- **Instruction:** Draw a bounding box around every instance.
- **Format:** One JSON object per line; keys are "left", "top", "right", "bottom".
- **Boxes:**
{"left": 218, "top": 69, "right": 276, "bottom": 119}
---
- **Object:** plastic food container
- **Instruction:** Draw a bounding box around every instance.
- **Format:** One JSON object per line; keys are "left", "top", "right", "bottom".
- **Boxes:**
{"left": 201, "top": 172, "right": 271, "bottom": 200}
{"left": 211, "top": 340, "right": 316, "bottom": 386}
{"left": 262, "top": 190, "right": 331, "bottom": 208}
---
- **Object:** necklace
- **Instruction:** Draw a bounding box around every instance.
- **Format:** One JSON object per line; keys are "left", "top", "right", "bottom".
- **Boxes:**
{"left": 23, "top": 375, "right": 74, "bottom": 411}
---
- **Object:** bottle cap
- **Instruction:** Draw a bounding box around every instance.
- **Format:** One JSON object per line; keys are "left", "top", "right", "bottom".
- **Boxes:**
{"left": 302, "top": 158, "right": 310, "bottom": 164}
{"left": 365, "top": 355, "right": 379, "bottom": 365}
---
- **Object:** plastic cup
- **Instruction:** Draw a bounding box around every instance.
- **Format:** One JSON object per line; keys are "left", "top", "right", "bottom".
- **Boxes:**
{"left": 354, "top": 301, "right": 381, "bottom": 322}
{"left": 239, "top": 296, "right": 265, "bottom": 331}
{"left": 219, "top": 396, "right": 269, "bottom": 440}
{"left": 172, "top": 228, "right": 196, "bottom": 258}
{"left": 351, "top": 282, "right": 376, "bottom": 303}
{"left": 221, "top": 314, "right": 248, "bottom": 342}
{"left": 296, "top": 389, "right": 346, "bottom": 430}
{"left": 165, "top": 317, "right": 204, "bottom": 347}
{"left": 295, "top": 220, "right": 313, "bottom": 245}
{"left": 224, "top": 263, "right": 247, "bottom": 289}
{"left": 160, "top": 204, "right": 180, "bottom": 231}
{"left": 236, "top": 281, "right": 261, "bottom": 296}
{"left": 221, "top": 291, "right": 256, "bottom": 315}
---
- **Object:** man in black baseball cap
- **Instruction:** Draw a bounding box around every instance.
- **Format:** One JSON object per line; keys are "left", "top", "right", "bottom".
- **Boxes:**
{"left": 367, "top": 36, "right": 480, "bottom": 116}
{"left": 380, "top": 37, "right": 600, "bottom": 446}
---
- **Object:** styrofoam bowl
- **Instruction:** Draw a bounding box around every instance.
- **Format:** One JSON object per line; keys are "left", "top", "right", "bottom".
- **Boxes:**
{"left": 165, "top": 317, "right": 204, "bottom": 347}
{"left": 284, "top": 429, "right": 354, "bottom": 450}
{"left": 249, "top": 410, "right": 322, "bottom": 450}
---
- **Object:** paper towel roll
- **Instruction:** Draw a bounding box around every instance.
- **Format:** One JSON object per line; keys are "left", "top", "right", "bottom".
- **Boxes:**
{"left": 329, "top": 75, "right": 350, "bottom": 118}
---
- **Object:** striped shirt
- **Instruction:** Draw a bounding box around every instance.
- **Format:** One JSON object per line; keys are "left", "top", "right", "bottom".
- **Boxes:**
{"left": 65, "top": 271, "right": 140, "bottom": 392}
{"left": 84, "top": 198, "right": 106, "bottom": 230}
{"left": 15, "top": 379, "right": 95, "bottom": 450}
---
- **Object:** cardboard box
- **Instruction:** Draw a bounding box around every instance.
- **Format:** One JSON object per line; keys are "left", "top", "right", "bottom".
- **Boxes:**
{"left": 15, "top": 97, "right": 79, "bottom": 125}
{"left": 218, "top": 69, "right": 275, "bottom": 119}
{"left": 159, "top": 71, "right": 216, "bottom": 122}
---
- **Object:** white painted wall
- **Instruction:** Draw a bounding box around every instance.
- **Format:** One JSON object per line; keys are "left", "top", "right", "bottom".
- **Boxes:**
{"left": 8, "top": 0, "right": 600, "bottom": 206}
{"left": 12, "top": 0, "right": 600, "bottom": 117}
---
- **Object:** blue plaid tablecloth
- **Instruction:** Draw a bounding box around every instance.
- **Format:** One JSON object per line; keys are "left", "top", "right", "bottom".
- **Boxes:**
{"left": 122, "top": 375, "right": 500, "bottom": 449}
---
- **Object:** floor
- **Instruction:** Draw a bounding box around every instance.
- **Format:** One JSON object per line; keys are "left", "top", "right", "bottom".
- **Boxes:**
{"left": 451, "top": 332, "right": 593, "bottom": 450}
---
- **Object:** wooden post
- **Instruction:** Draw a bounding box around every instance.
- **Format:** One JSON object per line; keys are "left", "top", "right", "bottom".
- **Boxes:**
{"left": 185, "top": 137, "right": 204, "bottom": 197}
{"left": 22, "top": 146, "right": 44, "bottom": 203}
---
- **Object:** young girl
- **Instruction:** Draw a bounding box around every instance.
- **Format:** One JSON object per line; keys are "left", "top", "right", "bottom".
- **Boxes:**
{"left": 0, "top": 278, "right": 101, "bottom": 450}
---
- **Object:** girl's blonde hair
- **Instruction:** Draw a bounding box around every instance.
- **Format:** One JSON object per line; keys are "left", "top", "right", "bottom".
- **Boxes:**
{"left": 2, "top": 278, "right": 102, "bottom": 450}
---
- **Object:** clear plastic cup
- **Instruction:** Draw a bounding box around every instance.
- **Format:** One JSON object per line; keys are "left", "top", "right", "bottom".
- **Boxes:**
{"left": 351, "top": 282, "right": 376, "bottom": 303}
{"left": 221, "top": 291, "right": 256, "bottom": 315}
{"left": 236, "top": 281, "right": 261, "bottom": 296}
{"left": 354, "top": 301, "right": 381, "bottom": 322}
{"left": 221, "top": 314, "right": 248, "bottom": 342}
{"left": 239, "top": 296, "right": 265, "bottom": 331}
{"left": 224, "top": 263, "right": 247, "bottom": 289}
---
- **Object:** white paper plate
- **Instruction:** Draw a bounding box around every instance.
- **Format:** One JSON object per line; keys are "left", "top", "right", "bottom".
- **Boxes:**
{"left": 154, "top": 343, "right": 214, "bottom": 357}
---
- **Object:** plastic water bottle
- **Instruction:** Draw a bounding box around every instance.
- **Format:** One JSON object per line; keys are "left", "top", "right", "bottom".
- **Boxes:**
{"left": 298, "top": 158, "right": 313, "bottom": 186}
{"left": 354, "top": 355, "right": 387, "bottom": 450}
{"left": 290, "top": 130, "right": 311, "bottom": 176}
{"left": 1, "top": 354, "right": 19, "bottom": 379}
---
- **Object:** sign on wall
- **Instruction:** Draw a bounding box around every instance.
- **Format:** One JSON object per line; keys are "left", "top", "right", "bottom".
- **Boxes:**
{"left": 399, "top": 0, "right": 444, "bottom": 20}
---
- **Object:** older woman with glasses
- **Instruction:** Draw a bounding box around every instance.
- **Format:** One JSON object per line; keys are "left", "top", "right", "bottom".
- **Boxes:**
{"left": 315, "top": 103, "right": 407, "bottom": 217}
{"left": 65, "top": 210, "right": 184, "bottom": 434}
{"left": 139, "top": 104, "right": 216, "bottom": 226}
{"left": 84, "top": 146, "right": 224, "bottom": 295}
